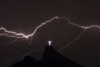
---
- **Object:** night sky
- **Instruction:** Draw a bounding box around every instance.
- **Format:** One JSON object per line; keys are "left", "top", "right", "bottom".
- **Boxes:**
{"left": 0, "top": 0, "right": 100, "bottom": 67}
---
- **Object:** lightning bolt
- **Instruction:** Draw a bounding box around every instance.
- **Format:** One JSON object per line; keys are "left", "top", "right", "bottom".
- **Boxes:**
{"left": 0, "top": 16, "right": 100, "bottom": 50}
{"left": 0, "top": 16, "right": 59, "bottom": 39}
{"left": 2, "top": 16, "right": 100, "bottom": 66}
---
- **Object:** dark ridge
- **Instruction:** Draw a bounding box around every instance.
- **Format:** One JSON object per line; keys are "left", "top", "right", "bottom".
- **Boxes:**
{"left": 11, "top": 45, "right": 82, "bottom": 67}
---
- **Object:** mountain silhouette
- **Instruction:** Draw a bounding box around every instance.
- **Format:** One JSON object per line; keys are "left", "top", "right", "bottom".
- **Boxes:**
{"left": 11, "top": 45, "right": 82, "bottom": 67}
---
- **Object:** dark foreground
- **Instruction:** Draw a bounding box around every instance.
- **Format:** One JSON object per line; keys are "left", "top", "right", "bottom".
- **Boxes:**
{"left": 11, "top": 45, "right": 82, "bottom": 67}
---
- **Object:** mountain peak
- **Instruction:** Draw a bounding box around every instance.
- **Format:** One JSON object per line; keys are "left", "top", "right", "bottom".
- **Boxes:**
{"left": 42, "top": 45, "right": 82, "bottom": 67}
{"left": 11, "top": 45, "right": 82, "bottom": 67}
